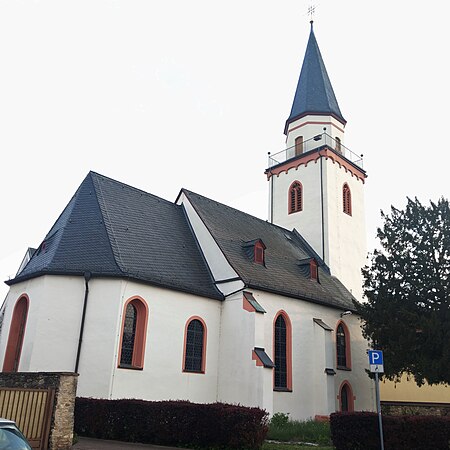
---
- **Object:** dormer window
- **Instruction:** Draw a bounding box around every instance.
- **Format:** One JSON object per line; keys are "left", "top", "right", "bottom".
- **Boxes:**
{"left": 243, "top": 239, "right": 266, "bottom": 266}
{"left": 254, "top": 241, "right": 265, "bottom": 265}
{"left": 310, "top": 259, "right": 318, "bottom": 281}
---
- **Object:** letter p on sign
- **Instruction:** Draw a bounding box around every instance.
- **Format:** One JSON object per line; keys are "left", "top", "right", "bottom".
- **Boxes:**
{"left": 368, "top": 350, "right": 384, "bottom": 373}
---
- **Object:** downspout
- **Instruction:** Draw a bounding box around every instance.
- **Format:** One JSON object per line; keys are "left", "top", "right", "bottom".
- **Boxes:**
{"left": 75, "top": 271, "right": 91, "bottom": 373}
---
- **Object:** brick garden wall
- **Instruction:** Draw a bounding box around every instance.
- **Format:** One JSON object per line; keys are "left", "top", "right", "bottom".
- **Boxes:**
{"left": 0, "top": 372, "right": 78, "bottom": 450}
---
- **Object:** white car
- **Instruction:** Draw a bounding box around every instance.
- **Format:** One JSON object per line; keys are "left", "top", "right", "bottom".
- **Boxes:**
{"left": 0, "top": 419, "right": 32, "bottom": 450}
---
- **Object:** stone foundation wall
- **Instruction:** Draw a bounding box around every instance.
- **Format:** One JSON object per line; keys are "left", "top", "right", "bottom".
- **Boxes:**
{"left": 382, "top": 401, "right": 450, "bottom": 416}
{"left": 0, "top": 372, "right": 78, "bottom": 450}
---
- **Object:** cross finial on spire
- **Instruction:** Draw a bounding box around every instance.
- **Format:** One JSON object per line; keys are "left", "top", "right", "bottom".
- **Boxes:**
{"left": 307, "top": 3, "right": 316, "bottom": 25}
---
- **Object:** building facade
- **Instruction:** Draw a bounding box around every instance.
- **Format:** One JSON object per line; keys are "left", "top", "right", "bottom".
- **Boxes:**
{"left": 0, "top": 22, "right": 375, "bottom": 420}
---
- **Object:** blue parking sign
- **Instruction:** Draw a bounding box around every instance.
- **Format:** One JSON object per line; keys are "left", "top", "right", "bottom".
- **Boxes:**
{"left": 368, "top": 350, "right": 383, "bottom": 365}
{"left": 368, "top": 350, "right": 384, "bottom": 373}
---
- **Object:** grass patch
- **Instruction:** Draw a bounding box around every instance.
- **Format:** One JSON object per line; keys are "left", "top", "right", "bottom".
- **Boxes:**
{"left": 266, "top": 413, "right": 332, "bottom": 446}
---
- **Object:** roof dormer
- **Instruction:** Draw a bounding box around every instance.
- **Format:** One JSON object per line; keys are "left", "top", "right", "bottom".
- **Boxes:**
{"left": 243, "top": 239, "right": 266, "bottom": 265}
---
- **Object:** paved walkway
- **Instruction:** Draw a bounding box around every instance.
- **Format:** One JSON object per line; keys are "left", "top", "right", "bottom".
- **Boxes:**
{"left": 72, "top": 436, "right": 187, "bottom": 450}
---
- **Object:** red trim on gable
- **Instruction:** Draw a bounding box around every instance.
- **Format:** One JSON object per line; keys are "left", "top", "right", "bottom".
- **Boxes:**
{"left": 3, "top": 295, "right": 29, "bottom": 372}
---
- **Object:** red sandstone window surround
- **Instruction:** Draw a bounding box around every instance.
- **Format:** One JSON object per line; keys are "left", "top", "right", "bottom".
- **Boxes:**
{"left": 289, "top": 181, "right": 303, "bottom": 214}
{"left": 338, "top": 381, "right": 355, "bottom": 412}
{"left": 183, "top": 316, "right": 207, "bottom": 373}
{"left": 273, "top": 311, "right": 292, "bottom": 391}
{"left": 3, "top": 295, "right": 29, "bottom": 372}
{"left": 336, "top": 321, "right": 351, "bottom": 370}
{"left": 118, "top": 296, "right": 149, "bottom": 369}
{"left": 343, "top": 183, "right": 352, "bottom": 216}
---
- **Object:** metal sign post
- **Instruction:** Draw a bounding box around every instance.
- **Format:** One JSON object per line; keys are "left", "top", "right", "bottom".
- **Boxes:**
{"left": 368, "top": 350, "right": 385, "bottom": 450}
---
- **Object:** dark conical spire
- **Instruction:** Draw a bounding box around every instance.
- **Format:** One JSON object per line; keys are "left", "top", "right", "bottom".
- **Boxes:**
{"left": 284, "top": 22, "right": 346, "bottom": 135}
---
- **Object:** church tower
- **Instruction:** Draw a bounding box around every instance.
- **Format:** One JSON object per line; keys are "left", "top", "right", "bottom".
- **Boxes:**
{"left": 266, "top": 21, "right": 367, "bottom": 301}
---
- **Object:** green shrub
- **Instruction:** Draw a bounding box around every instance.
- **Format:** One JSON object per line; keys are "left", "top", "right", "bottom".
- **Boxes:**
{"left": 267, "top": 416, "right": 331, "bottom": 446}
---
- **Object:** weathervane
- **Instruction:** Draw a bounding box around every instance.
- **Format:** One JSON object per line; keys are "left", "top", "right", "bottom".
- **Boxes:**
{"left": 307, "top": 3, "right": 316, "bottom": 22}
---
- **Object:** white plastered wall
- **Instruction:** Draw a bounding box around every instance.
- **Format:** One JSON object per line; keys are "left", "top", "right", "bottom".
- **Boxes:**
{"left": 271, "top": 160, "right": 324, "bottom": 259}
{"left": 249, "top": 290, "right": 374, "bottom": 420}
{"left": 285, "top": 115, "right": 345, "bottom": 158}
{"left": 323, "top": 159, "right": 367, "bottom": 301}
{"left": 109, "top": 282, "right": 221, "bottom": 404}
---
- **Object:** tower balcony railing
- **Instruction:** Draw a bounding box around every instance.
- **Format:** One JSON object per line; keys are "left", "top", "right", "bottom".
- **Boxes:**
{"left": 267, "top": 132, "right": 364, "bottom": 170}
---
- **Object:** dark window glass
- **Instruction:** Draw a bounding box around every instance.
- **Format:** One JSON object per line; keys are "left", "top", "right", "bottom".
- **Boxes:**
{"left": 120, "top": 304, "right": 137, "bottom": 366}
{"left": 274, "top": 315, "right": 287, "bottom": 389}
{"left": 341, "top": 384, "right": 349, "bottom": 412}
{"left": 185, "top": 319, "right": 204, "bottom": 372}
{"left": 337, "top": 324, "right": 347, "bottom": 368}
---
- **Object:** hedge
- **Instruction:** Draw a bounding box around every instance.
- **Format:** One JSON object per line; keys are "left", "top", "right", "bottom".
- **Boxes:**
{"left": 75, "top": 397, "right": 269, "bottom": 450}
{"left": 330, "top": 412, "right": 450, "bottom": 450}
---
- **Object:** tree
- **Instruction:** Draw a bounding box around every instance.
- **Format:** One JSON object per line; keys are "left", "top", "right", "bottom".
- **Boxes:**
{"left": 355, "top": 197, "right": 450, "bottom": 386}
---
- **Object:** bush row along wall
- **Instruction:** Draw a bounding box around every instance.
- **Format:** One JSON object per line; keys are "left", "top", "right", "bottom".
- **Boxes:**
{"left": 75, "top": 397, "right": 269, "bottom": 450}
{"left": 330, "top": 411, "right": 450, "bottom": 450}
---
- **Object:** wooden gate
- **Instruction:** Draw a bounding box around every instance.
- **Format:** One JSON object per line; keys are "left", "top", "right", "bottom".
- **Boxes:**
{"left": 0, "top": 387, "right": 54, "bottom": 450}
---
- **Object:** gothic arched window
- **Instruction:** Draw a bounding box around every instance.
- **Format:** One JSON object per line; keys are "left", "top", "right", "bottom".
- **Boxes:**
{"left": 343, "top": 183, "right": 352, "bottom": 215}
{"left": 339, "top": 381, "right": 354, "bottom": 412}
{"left": 119, "top": 297, "right": 148, "bottom": 369}
{"left": 336, "top": 322, "right": 351, "bottom": 370}
{"left": 273, "top": 311, "right": 292, "bottom": 390}
{"left": 3, "top": 295, "right": 29, "bottom": 372}
{"left": 289, "top": 181, "right": 303, "bottom": 214}
{"left": 183, "top": 317, "right": 207, "bottom": 373}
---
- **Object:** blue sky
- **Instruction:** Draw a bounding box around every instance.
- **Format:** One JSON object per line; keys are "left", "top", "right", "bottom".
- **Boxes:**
{"left": 1, "top": 0, "right": 449, "bottom": 302}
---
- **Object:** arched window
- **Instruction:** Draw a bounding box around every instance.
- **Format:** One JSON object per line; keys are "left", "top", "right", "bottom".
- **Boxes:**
{"left": 288, "top": 181, "right": 303, "bottom": 214}
{"left": 118, "top": 297, "right": 148, "bottom": 369}
{"left": 295, "top": 136, "right": 304, "bottom": 156}
{"left": 343, "top": 183, "right": 352, "bottom": 216}
{"left": 336, "top": 321, "right": 351, "bottom": 370}
{"left": 273, "top": 311, "right": 292, "bottom": 391}
{"left": 183, "top": 317, "right": 207, "bottom": 373}
{"left": 3, "top": 295, "right": 29, "bottom": 372}
{"left": 339, "top": 381, "right": 354, "bottom": 412}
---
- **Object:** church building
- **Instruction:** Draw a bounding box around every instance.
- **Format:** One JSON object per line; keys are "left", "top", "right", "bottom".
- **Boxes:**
{"left": 0, "top": 22, "right": 374, "bottom": 420}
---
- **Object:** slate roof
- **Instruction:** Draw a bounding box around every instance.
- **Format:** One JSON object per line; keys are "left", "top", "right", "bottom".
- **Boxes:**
{"left": 8, "top": 172, "right": 223, "bottom": 300}
{"left": 8, "top": 171, "right": 356, "bottom": 310}
{"left": 182, "top": 190, "right": 356, "bottom": 310}
{"left": 285, "top": 22, "right": 346, "bottom": 134}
